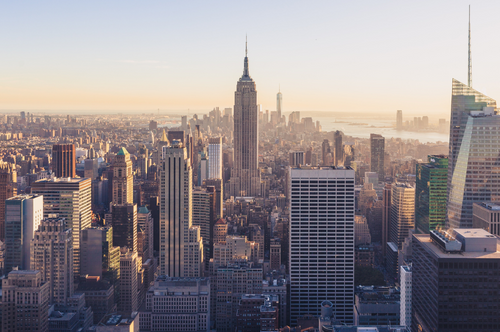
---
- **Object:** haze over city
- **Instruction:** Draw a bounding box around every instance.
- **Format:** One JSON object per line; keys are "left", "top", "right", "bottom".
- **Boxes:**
{"left": 2, "top": 0, "right": 500, "bottom": 116}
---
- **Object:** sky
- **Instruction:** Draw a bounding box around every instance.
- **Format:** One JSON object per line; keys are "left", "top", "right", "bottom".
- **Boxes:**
{"left": 1, "top": 1, "right": 499, "bottom": 117}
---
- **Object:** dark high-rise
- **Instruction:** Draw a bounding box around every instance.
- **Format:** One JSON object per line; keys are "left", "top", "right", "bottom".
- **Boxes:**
{"left": 111, "top": 203, "right": 137, "bottom": 252}
{"left": 370, "top": 134, "right": 385, "bottom": 182}
{"left": 413, "top": 228, "right": 500, "bottom": 332}
{"left": 52, "top": 144, "right": 76, "bottom": 178}
{"left": 333, "top": 130, "right": 343, "bottom": 166}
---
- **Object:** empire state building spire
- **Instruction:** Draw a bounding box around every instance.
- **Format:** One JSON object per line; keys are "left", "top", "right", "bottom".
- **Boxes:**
{"left": 240, "top": 37, "right": 252, "bottom": 82}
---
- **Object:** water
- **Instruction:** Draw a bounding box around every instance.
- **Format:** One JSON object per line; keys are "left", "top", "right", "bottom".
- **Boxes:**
{"left": 314, "top": 115, "right": 449, "bottom": 143}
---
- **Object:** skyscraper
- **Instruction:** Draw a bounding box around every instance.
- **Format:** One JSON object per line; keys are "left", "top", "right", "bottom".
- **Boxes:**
{"left": 192, "top": 187, "right": 215, "bottom": 272}
{"left": 333, "top": 130, "right": 343, "bottom": 166}
{"left": 289, "top": 166, "right": 355, "bottom": 325}
{"left": 0, "top": 161, "right": 17, "bottom": 241}
{"left": 415, "top": 155, "right": 448, "bottom": 234}
{"left": 400, "top": 265, "right": 412, "bottom": 329}
{"left": 52, "top": 144, "right": 76, "bottom": 178}
{"left": 389, "top": 182, "right": 415, "bottom": 249}
{"left": 277, "top": 88, "right": 282, "bottom": 121}
{"left": 111, "top": 203, "right": 137, "bottom": 252}
{"left": 396, "top": 110, "right": 403, "bottom": 130}
{"left": 370, "top": 134, "right": 385, "bottom": 182}
{"left": 208, "top": 137, "right": 222, "bottom": 179}
{"left": 412, "top": 228, "right": 500, "bottom": 331}
{"left": 447, "top": 79, "right": 499, "bottom": 229}
{"left": 5, "top": 195, "right": 44, "bottom": 273}
{"left": 159, "top": 143, "right": 203, "bottom": 277}
{"left": 31, "top": 217, "right": 74, "bottom": 305}
{"left": 229, "top": 41, "right": 261, "bottom": 197}
{"left": 112, "top": 147, "right": 133, "bottom": 205}
{"left": 32, "top": 178, "right": 92, "bottom": 278}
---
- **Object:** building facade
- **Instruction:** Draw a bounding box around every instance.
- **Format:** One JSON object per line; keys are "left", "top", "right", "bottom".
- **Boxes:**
{"left": 0, "top": 161, "right": 17, "bottom": 241}
{"left": 112, "top": 147, "right": 133, "bottom": 205}
{"left": 229, "top": 44, "right": 261, "bottom": 197}
{"left": 289, "top": 166, "right": 355, "bottom": 325}
{"left": 208, "top": 137, "right": 222, "bottom": 179}
{"left": 52, "top": 144, "right": 76, "bottom": 178}
{"left": 389, "top": 182, "right": 415, "bottom": 249}
{"left": 370, "top": 134, "right": 385, "bottom": 182}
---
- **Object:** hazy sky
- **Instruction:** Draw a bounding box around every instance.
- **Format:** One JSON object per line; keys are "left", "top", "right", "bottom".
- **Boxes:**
{"left": 1, "top": 1, "right": 499, "bottom": 116}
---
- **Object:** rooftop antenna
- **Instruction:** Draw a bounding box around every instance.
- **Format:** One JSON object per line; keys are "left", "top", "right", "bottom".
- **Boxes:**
{"left": 245, "top": 35, "right": 248, "bottom": 57}
{"left": 468, "top": 5, "right": 472, "bottom": 87}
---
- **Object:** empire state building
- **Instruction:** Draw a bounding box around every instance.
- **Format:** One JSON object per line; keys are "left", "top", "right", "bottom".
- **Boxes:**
{"left": 229, "top": 42, "right": 261, "bottom": 197}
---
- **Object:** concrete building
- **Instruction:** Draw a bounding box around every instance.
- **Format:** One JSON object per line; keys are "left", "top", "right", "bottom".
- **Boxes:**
{"left": 270, "top": 238, "right": 281, "bottom": 271}
{"left": 229, "top": 43, "right": 261, "bottom": 197}
{"left": 52, "top": 144, "right": 76, "bottom": 178}
{"left": 289, "top": 151, "right": 305, "bottom": 167}
{"left": 160, "top": 143, "right": 203, "bottom": 277}
{"left": 263, "top": 275, "right": 288, "bottom": 328}
{"left": 202, "top": 178, "right": 224, "bottom": 219}
{"left": 192, "top": 187, "right": 214, "bottom": 272}
{"left": 2, "top": 270, "right": 50, "bottom": 332}
{"left": 412, "top": 228, "right": 500, "bottom": 332}
{"left": 212, "top": 235, "right": 259, "bottom": 270}
{"left": 112, "top": 147, "right": 133, "bottom": 205}
{"left": 31, "top": 217, "right": 74, "bottom": 305}
{"left": 216, "top": 262, "right": 263, "bottom": 332}
{"left": 473, "top": 202, "right": 500, "bottom": 235}
{"left": 235, "top": 294, "right": 279, "bottom": 332}
{"left": 355, "top": 215, "right": 371, "bottom": 245}
{"left": 137, "top": 206, "right": 154, "bottom": 262}
{"left": 5, "top": 194, "right": 43, "bottom": 272}
{"left": 32, "top": 177, "right": 92, "bottom": 278}
{"left": 354, "top": 286, "right": 400, "bottom": 326}
{"left": 139, "top": 276, "right": 210, "bottom": 332}
{"left": 289, "top": 166, "right": 355, "bottom": 325}
{"left": 400, "top": 265, "right": 412, "bottom": 329}
{"left": 396, "top": 110, "right": 403, "bottom": 130}
{"left": 382, "top": 183, "right": 391, "bottom": 257}
{"left": 213, "top": 218, "right": 228, "bottom": 245}
{"left": 77, "top": 276, "right": 117, "bottom": 324}
{"left": 0, "top": 161, "right": 17, "bottom": 241}
{"left": 97, "top": 312, "right": 139, "bottom": 332}
{"left": 119, "top": 249, "right": 139, "bottom": 315}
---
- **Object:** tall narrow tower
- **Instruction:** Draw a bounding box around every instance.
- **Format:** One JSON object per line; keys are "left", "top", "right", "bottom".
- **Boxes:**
{"left": 112, "top": 147, "right": 133, "bottom": 205}
{"left": 277, "top": 87, "right": 282, "bottom": 121}
{"left": 229, "top": 40, "right": 261, "bottom": 197}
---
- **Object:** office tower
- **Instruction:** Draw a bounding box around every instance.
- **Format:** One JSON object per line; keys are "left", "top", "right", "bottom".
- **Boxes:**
{"left": 277, "top": 88, "right": 282, "bottom": 120}
{"left": 333, "top": 130, "right": 343, "bottom": 166}
{"left": 160, "top": 143, "right": 203, "bottom": 277}
{"left": 208, "top": 137, "right": 222, "bottom": 179}
{"left": 84, "top": 158, "right": 99, "bottom": 180}
{"left": 447, "top": 96, "right": 500, "bottom": 228}
{"left": 32, "top": 178, "right": 92, "bottom": 278}
{"left": 112, "top": 147, "right": 133, "bottom": 205}
{"left": 289, "top": 166, "right": 355, "bottom": 325}
{"left": 355, "top": 215, "right": 371, "bottom": 245}
{"left": 198, "top": 150, "right": 209, "bottom": 186}
{"left": 415, "top": 155, "right": 448, "bottom": 234}
{"left": 389, "top": 183, "right": 415, "bottom": 249}
{"left": 370, "top": 134, "right": 385, "bottom": 182}
{"left": 400, "top": 265, "right": 412, "bottom": 329}
{"left": 31, "top": 217, "right": 73, "bottom": 305}
{"left": 396, "top": 110, "right": 403, "bottom": 130}
{"left": 216, "top": 261, "right": 263, "bottom": 332}
{"left": 119, "top": 249, "right": 139, "bottom": 314}
{"left": 473, "top": 202, "right": 500, "bottom": 234}
{"left": 412, "top": 228, "right": 500, "bottom": 332}
{"left": 229, "top": 42, "right": 261, "bottom": 197}
{"left": 203, "top": 178, "right": 224, "bottom": 219}
{"left": 0, "top": 161, "right": 17, "bottom": 241}
{"left": 321, "top": 139, "right": 331, "bottom": 164}
{"left": 52, "top": 144, "right": 76, "bottom": 178}
{"left": 149, "top": 196, "right": 160, "bottom": 253}
{"left": 382, "top": 183, "right": 391, "bottom": 257}
{"left": 139, "top": 276, "right": 209, "bottom": 332}
{"left": 137, "top": 206, "right": 154, "bottom": 262}
{"left": 81, "top": 226, "right": 120, "bottom": 280}
{"left": 193, "top": 187, "right": 215, "bottom": 272}
{"left": 5, "top": 195, "right": 43, "bottom": 272}
{"left": 111, "top": 203, "right": 137, "bottom": 252}
{"left": 2, "top": 270, "right": 50, "bottom": 332}
{"left": 77, "top": 277, "right": 117, "bottom": 325}
{"left": 212, "top": 235, "right": 259, "bottom": 269}
{"left": 289, "top": 151, "right": 304, "bottom": 167}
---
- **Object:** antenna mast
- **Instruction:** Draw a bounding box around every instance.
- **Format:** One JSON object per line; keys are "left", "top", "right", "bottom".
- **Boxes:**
{"left": 468, "top": 5, "right": 472, "bottom": 87}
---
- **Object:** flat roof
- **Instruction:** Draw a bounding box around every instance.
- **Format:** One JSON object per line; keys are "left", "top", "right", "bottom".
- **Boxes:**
{"left": 414, "top": 233, "right": 500, "bottom": 259}
{"left": 454, "top": 228, "right": 496, "bottom": 239}
{"left": 34, "top": 177, "right": 89, "bottom": 184}
{"left": 475, "top": 202, "right": 500, "bottom": 211}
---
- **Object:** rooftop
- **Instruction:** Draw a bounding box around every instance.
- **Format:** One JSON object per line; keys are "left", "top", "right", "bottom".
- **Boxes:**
{"left": 116, "top": 147, "right": 129, "bottom": 155}
{"left": 475, "top": 202, "right": 500, "bottom": 211}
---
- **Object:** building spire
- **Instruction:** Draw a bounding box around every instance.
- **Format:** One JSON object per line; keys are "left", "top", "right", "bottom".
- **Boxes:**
{"left": 241, "top": 36, "right": 251, "bottom": 81}
{"left": 468, "top": 5, "right": 472, "bottom": 87}
{"left": 245, "top": 35, "right": 248, "bottom": 57}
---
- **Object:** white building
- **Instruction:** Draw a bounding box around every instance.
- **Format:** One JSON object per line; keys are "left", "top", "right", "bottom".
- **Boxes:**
{"left": 139, "top": 276, "right": 210, "bottom": 332}
{"left": 208, "top": 137, "right": 222, "bottom": 179}
{"left": 289, "top": 166, "right": 355, "bottom": 325}
{"left": 400, "top": 265, "right": 412, "bottom": 328}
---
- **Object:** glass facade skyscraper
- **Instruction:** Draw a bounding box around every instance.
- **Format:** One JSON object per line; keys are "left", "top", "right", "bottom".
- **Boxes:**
{"left": 370, "top": 133, "right": 385, "bottom": 182}
{"left": 415, "top": 155, "right": 448, "bottom": 234}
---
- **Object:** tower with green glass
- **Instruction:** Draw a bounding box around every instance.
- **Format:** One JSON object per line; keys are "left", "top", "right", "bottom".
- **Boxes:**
{"left": 415, "top": 155, "right": 448, "bottom": 234}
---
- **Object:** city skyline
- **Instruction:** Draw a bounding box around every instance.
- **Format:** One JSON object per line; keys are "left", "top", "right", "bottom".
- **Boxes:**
{"left": 1, "top": 1, "right": 500, "bottom": 116}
